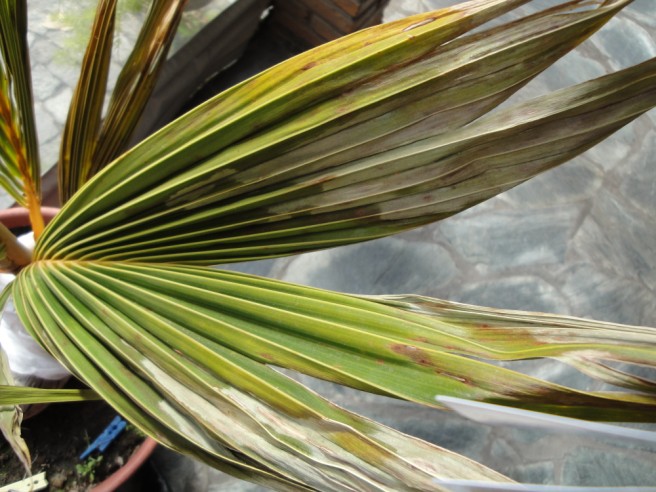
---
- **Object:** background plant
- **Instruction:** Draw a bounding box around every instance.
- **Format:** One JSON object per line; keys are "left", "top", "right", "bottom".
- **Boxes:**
{"left": 0, "top": 0, "right": 655, "bottom": 490}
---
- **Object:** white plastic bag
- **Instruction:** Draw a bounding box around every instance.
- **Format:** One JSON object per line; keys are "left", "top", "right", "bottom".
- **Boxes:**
{"left": 0, "top": 233, "right": 69, "bottom": 381}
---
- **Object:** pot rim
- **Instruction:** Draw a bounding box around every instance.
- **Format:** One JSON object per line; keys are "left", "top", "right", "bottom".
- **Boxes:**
{"left": 92, "top": 437, "right": 158, "bottom": 492}
{"left": 0, "top": 206, "right": 60, "bottom": 229}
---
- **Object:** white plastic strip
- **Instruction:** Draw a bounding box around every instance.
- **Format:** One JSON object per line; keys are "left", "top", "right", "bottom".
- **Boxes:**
{"left": 436, "top": 395, "right": 656, "bottom": 444}
{"left": 432, "top": 478, "right": 656, "bottom": 492}
{"left": 0, "top": 472, "right": 48, "bottom": 492}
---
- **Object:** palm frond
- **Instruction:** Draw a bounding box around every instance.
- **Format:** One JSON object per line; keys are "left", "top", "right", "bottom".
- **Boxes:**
{"left": 4, "top": 0, "right": 655, "bottom": 489}
{"left": 0, "top": 385, "right": 100, "bottom": 405}
{"left": 58, "top": 0, "right": 117, "bottom": 204}
{"left": 13, "top": 262, "right": 514, "bottom": 490}
{"left": 0, "top": 330, "right": 30, "bottom": 475}
{"left": 59, "top": 0, "right": 188, "bottom": 203}
{"left": 89, "top": 0, "right": 188, "bottom": 183}
{"left": 35, "top": 0, "right": 649, "bottom": 265}
{"left": 36, "top": 0, "right": 535, "bottom": 255}
{"left": 11, "top": 259, "right": 656, "bottom": 487}
{"left": 0, "top": 0, "right": 41, "bottom": 234}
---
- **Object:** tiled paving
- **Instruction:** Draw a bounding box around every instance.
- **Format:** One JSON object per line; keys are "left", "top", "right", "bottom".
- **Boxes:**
{"left": 20, "top": 0, "right": 656, "bottom": 489}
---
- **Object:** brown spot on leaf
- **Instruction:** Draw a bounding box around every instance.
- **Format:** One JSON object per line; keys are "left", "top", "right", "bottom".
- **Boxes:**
{"left": 311, "top": 174, "right": 336, "bottom": 186}
{"left": 301, "top": 61, "right": 318, "bottom": 71}
{"left": 260, "top": 353, "right": 274, "bottom": 361}
{"left": 390, "top": 343, "right": 433, "bottom": 367}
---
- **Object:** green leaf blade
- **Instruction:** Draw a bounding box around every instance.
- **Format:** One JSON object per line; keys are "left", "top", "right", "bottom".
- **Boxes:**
{"left": 13, "top": 260, "right": 516, "bottom": 490}
{"left": 14, "top": 262, "right": 302, "bottom": 490}
{"left": 23, "top": 261, "right": 656, "bottom": 422}
{"left": 38, "top": 0, "right": 540, "bottom": 258}
{"left": 35, "top": 0, "right": 649, "bottom": 267}
{"left": 0, "top": 385, "right": 101, "bottom": 405}
{"left": 0, "top": 0, "right": 41, "bottom": 219}
{"left": 58, "top": 0, "right": 117, "bottom": 203}
{"left": 89, "top": 0, "right": 188, "bottom": 180}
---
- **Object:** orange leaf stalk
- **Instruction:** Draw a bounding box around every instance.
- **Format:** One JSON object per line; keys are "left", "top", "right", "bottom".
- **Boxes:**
{"left": 25, "top": 186, "right": 43, "bottom": 239}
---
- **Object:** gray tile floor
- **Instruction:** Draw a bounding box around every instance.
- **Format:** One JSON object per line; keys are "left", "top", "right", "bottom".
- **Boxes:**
{"left": 23, "top": 0, "right": 656, "bottom": 490}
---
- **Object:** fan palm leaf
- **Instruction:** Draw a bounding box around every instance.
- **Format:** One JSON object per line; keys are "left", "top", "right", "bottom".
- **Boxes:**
{"left": 0, "top": 0, "right": 654, "bottom": 489}
{"left": 0, "top": 1, "right": 41, "bottom": 234}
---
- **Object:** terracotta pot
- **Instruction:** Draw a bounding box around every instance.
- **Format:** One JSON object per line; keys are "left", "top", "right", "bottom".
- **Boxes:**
{"left": 92, "top": 438, "right": 158, "bottom": 492}
{"left": 0, "top": 206, "right": 60, "bottom": 228}
{"left": 0, "top": 207, "right": 158, "bottom": 492}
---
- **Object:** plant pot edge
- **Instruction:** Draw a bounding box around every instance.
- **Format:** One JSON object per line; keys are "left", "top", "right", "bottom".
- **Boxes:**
{"left": 92, "top": 437, "right": 158, "bottom": 492}
{"left": 0, "top": 206, "right": 60, "bottom": 229}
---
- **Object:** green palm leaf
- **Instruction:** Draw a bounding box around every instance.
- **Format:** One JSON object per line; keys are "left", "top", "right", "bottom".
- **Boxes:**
{"left": 13, "top": 261, "right": 513, "bottom": 490}
{"left": 58, "top": 0, "right": 117, "bottom": 205}
{"left": 0, "top": 385, "right": 99, "bottom": 405}
{"left": 0, "top": 0, "right": 41, "bottom": 233}
{"left": 35, "top": 0, "right": 648, "bottom": 266}
{"left": 2, "top": 0, "right": 655, "bottom": 489}
{"left": 11, "top": 260, "right": 656, "bottom": 487}
{"left": 36, "top": 262, "right": 656, "bottom": 419}
{"left": 59, "top": 0, "right": 188, "bottom": 203}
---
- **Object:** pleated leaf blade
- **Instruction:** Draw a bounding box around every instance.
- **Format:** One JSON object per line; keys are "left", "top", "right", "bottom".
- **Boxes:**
{"left": 58, "top": 0, "right": 117, "bottom": 204}
{"left": 13, "top": 261, "right": 515, "bottom": 491}
{"left": 18, "top": 262, "right": 656, "bottom": 421}
{"left": 0, "top": 385, "right": 100, "bottom": 405}
{"left": 7, "top": 0, "right": 655, "bottom": 489}
{"left": 0, "top": 0, "right": 42, "bottom": 233}
{"left": 59, "top": 0, "right": 189, "bottom": 203}
{"left": 41, "top": 53, "right": 656, "bottom": 264}
{"left": 39, "top": 0, "right": 617, "bottom": 260}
